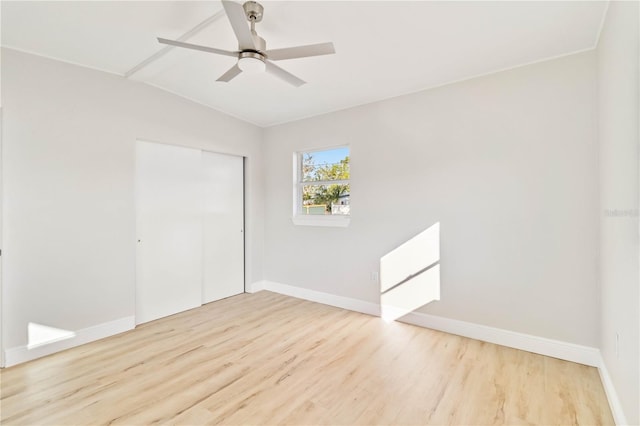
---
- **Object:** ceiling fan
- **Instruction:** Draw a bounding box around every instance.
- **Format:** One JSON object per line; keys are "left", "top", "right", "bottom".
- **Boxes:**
{"left": 157, "top": 0, "right": 335, "bottom": 87}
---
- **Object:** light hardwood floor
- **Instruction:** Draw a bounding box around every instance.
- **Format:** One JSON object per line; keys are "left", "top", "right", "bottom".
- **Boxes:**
{"left": 1, "top": 291, "right": 613, "bottom": 425}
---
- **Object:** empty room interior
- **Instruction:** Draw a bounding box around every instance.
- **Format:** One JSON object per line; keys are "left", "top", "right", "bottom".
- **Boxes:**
{"left": 0, "top": 0, "right": 638, "bottom": 425}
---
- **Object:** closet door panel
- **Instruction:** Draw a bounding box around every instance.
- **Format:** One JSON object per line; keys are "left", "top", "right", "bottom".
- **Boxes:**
{"left": 135, "top": 141, "right": 203, "bottom": 324}
{"left": 202, "top": 151, "right": 244, "bottom": 303}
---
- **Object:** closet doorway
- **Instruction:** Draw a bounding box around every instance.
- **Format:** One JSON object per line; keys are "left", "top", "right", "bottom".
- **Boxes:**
{"left": 135, "top": 141, "right": 244, "bottom": 325}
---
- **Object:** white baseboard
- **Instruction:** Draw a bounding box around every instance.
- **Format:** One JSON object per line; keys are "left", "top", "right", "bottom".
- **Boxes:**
{"left": 597, "top": 357, "right": 629, "bottom": 425}
{"left": 3, "top": 316, "right": 135, "bottom": 368}
{"left": 247, "top": 280, "right": 266, "bottom": 293}
{"left": 260, "top": 280, "right": 380, "bottom": 316}
{"left": 403, "top": 311, "right": 631, "bottom": 424}
{"left": 400, "top": 310, "right": 601, "bottom": 367}
{"left": 257, "top": 280, "right": 630, "bottom": 422}
{"left": 256, "top": 281, "right": 598, "bottom": 367}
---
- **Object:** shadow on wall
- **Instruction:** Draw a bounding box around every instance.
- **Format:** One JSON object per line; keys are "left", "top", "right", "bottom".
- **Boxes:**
{"left": 380, "top": 222, "right": 440, "bottom": 322}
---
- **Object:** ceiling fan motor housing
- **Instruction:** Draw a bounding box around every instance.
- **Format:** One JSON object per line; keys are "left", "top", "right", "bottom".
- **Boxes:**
{"left": 243, "top": 1, "right": 264, "bottom": 23}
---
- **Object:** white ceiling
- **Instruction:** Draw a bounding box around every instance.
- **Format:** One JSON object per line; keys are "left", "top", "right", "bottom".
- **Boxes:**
{"left": 2, "top": 1, "right": 607, "bottom": 127}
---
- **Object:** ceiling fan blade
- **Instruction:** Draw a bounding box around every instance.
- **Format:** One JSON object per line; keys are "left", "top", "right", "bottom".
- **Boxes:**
{"left": 265, "top": 42, "right": 335, "bottom": 61}
{"left": 221, "top": 0, "right": 256, "bottom": 50}
{"left": 265, "top": 61, "right": 306, "bottom": 87}
{"left": 158, "top": 38, "right": 238, "bottom": 57}
{"left": 216, "top": 64, "right": 243, "bottom": 82}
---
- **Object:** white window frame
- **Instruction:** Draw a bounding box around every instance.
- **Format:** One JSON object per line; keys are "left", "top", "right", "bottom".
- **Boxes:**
{"left": 292, "top": 145, "right": 351, "bottom": 228}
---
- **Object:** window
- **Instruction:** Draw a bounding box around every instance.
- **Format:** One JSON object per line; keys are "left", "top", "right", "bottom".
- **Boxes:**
{"left": 293, "top": 146, "right": 350, "bottom": 227}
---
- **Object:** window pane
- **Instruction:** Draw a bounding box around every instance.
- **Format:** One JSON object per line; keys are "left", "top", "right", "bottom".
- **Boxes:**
{"left": 301, "top": 183, "right": 350, "bottom": 215}
{"left": 302, "top": 147, "right": 350, "bottom": 182}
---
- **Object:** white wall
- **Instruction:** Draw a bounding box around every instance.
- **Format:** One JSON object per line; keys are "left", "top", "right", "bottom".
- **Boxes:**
{"left": 597, "top": 1, "right": 640, "bottom": 424}
{"left": 0, "top": 48, "right": 264, "bottom": 352}
{"left": 263, "top": 51, "right": 599, "bottom": 347}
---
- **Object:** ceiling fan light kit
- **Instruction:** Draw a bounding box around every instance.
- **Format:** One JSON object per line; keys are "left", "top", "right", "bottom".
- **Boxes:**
{"left": 238, "top": 52, "right": 266, "bottom": 74}
{"left": 157, "top": 0, "right": 335, "bottom": 87}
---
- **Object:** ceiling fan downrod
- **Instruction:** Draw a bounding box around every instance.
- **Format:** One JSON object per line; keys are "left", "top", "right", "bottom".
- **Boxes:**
{"left": 243, "top": 1, "right": 266, "bottom": 51}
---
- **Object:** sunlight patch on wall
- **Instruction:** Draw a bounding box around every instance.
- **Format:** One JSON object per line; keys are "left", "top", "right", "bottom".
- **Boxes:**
{"left": 27, "top": 322, "right": 76, "bottom": 350}
{"left": 380, "top": 222, "right": 440, "bottom": 322}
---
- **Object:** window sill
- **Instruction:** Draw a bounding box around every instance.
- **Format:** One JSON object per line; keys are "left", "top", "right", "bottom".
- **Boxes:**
{"left": 292, "top": 215, "right": 351, "bottom": 228}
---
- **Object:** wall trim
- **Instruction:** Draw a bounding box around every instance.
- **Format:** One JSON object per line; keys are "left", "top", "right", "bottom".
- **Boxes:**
{"left": 3, "top": 316, "right": 135, "bottom": 368}
{"left": 597, "top": 356, "right": 629, "bottom": 425}
{"left": 258, "top": 280, "right": 380, "bottom": 316}
{"left": 257, "top": 281, "right": 598, "bottom": 366}
{"left": 2, "top": 284, "right": 626, "bottom": 423}
{"left": 257, "top": 281, "right": 628, "bottom": 422}
{"left": 400, "top": 310, "right": 601, "bottom": 367}
{"left": 247, "top": 280, "right": 267, "bottom": 293}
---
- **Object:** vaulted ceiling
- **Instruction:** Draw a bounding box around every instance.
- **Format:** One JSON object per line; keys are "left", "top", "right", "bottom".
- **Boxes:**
{"left": 1, "top": 1, "right": 607, "bottom": 127}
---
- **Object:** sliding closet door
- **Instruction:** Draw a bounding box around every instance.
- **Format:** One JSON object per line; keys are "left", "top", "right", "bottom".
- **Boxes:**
{"left": 135, "top": 141, "right": 203, "bottom": 324}
{"left": 202, "top": 151, "right": 244, "bottom": 303}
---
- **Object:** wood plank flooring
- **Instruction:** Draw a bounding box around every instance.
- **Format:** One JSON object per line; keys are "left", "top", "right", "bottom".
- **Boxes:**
{"left": 0, "top": 291, "right": 614, "bottom": 425}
